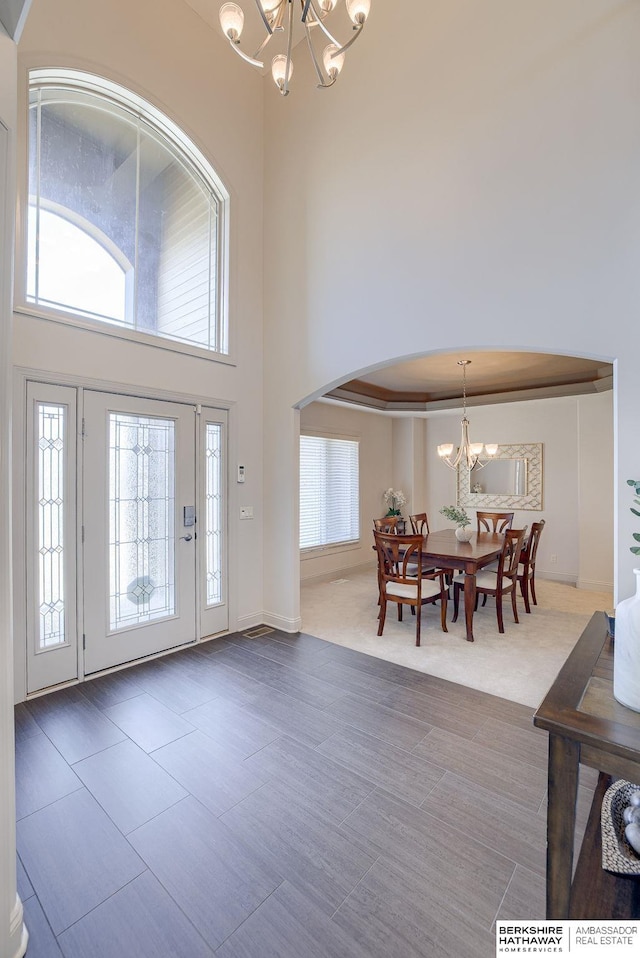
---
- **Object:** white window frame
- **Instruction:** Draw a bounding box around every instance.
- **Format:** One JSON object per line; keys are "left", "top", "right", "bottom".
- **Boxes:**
{"left": 300, "top": 431, "right": 360, "bottom": 555}
{"left": 16, "top": 68, "right": 231, "bottom": 362}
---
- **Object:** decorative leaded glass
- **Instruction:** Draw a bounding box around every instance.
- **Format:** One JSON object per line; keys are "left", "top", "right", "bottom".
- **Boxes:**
{"left": 109, "top": 413, "right": 175, "bottom": 630}
{"left": 38, "top": 403, "right": 66, "bottom": 649}
{"left": 205, "top": 423, "right": 222, "bottom": 606}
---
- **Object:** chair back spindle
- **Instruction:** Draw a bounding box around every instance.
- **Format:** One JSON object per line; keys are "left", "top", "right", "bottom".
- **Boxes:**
{"left": 476, "top": 511, "right": 515, "bottom": 535}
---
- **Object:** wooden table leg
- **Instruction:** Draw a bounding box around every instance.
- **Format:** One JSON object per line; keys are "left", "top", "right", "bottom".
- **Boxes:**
{"left": 546, "top": 733, "right": 580, "bottom": 919}
{"left": 463, "top": 570, "right": 476, "bottom": 642}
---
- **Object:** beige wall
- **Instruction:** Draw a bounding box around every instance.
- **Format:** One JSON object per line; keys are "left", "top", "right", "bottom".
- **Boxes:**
{"left": 263, "top": 0, "right": 638, "bottom": 629}
{"left": 577, "top": 391, "right": 615, "bottom": 591}
{"left": 299, "top": 400, "right": 393, "bottom": 581}
{"left": 427, "top": 391, "right": 613, "bottom": 591}
{"left": 299, "top": 390, "right": 614, "bottom": 594}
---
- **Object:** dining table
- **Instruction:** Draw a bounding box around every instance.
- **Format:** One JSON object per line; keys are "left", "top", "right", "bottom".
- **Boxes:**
{"left": 419, "top": 529, "right": 505, "bottom": 642}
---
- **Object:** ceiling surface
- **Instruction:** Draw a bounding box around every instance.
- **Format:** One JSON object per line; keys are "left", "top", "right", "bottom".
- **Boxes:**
{"left": 326, "top": 351, "right": 613, "bottom": 412}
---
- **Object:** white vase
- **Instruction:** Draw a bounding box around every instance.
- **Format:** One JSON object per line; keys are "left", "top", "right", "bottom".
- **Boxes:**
{"left": 455, "top": 526, "right": 473, "bottom": 543}
{"left": 613, "top": 568, "right": 640, "bottom": 712}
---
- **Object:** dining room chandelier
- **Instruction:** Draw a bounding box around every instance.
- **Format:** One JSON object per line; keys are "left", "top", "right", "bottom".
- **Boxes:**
{"left": 218, "top": 0, "right": 371, "bottom": 95}
{"left": 437, "top": 361, "right": 498, "bottom": 471}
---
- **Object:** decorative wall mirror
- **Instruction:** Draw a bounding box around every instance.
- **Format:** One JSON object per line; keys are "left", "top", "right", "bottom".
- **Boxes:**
{"left": 456, "top": 442, "right": 543, "bottom": 511}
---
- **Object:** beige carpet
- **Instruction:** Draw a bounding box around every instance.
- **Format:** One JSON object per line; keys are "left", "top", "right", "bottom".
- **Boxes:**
{"left": 301, "top": 568, "right": 613, "bottom": 709}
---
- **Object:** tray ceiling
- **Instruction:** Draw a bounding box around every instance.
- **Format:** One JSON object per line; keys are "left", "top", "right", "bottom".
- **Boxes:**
{"left": 326, "top": 351, "right": 613, "bottom": 412}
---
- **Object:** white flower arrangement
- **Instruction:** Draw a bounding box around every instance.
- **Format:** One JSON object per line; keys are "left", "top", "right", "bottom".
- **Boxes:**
{"left": 383, "top": 488, "right": 407, "bottom": 516}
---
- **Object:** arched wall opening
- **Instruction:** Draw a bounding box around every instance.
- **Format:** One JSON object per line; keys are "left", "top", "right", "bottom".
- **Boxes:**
{"left": 294, "top": 346, "right": 615, "bottom": 627}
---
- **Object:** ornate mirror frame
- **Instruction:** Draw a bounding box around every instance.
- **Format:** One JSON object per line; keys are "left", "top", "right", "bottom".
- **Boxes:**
{"left": 456, "top": 442, "right": 543, "bottom": 511}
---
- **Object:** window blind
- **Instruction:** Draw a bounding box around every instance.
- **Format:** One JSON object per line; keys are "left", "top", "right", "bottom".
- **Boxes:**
{"left": 300, "top": 435, "right": 360, "bottom": 550}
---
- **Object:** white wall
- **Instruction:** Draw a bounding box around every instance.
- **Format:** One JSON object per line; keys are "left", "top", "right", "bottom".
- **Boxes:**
{"left": 262, "top": 0, "right": 639, "bottom": 629}
{"left": 11, "top": 0, "right": 266, "bottom": 690}
{"left": 0, "top": 21, "right": 27, "bottom": 958}
{"left": 299, "top": 400, "right": 392, "bottom": 581}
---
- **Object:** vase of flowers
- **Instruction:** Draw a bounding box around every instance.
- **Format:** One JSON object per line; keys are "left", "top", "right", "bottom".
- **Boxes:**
{"left": 440, "top": 504, "right": 473, "bottom": 542}
{"left": 383, "top": 487, "right": 407, "bottom": 517}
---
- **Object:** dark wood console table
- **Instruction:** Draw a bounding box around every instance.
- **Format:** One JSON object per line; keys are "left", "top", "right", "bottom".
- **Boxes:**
{"left": 533, "top": 612, "right": 640, "bottom": 919}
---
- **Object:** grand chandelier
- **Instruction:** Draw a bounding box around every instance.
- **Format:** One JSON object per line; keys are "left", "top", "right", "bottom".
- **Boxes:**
{"left": 218, "top": 1, "right": 372, "bottom": 95}
{"left": 437, "top": 361, "right": 498, "bottom": 471}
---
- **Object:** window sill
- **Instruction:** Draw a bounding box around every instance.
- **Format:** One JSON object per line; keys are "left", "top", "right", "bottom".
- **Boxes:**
{"left": 14, "top": 304, "right": 236, "bottom": 367}
{"left": 300, "top": 541, "right": 361, "bottom": 561}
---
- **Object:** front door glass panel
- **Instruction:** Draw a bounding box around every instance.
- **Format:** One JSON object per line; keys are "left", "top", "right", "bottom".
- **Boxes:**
{"left": 109, "top": 412, "right": 176, "bottom": 631}
{"left": 205, "top": 422, "right": 222, "bottom": 606}
{"left": 37, "top": 402, "right": 67, "bottom": 650}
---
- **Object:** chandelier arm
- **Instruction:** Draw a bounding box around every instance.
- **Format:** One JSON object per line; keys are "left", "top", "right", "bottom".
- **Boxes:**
{"left": 308, "top": 0, "right": 340, "bottom": 45}
{"left": 304, "top": 22, "right": 329, "bottom": 87}
{"left": 328, "top": 21, "right": 363, "bottom": 58}
{"left": 227, "top": 38, "right": 265, "bottom": 68}
{"left": 301, "top": 0, "right": 313, "bottom": 21}
{"left": 252, "top": 0, "right": 277, "bottom": 34}
{"left": 251, "top": 30, "right": 274, "bottom": 59}
{"left": 437, "top": 360, "right": 495, "bottom": 472}
{"left": 282, "top": 0, "right": 294, "bottom": 95}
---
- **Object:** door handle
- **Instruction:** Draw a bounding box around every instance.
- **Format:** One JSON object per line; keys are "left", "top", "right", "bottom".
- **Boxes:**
{"left": 179, "top": 533, "right": 193, "bottom": 542}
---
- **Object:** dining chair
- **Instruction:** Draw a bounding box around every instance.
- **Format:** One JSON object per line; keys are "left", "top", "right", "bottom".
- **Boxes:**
{"left": 409, "top": 513, "right": 429, "bottom": 536}
{"left": 408, "top": 512, "right": 442, "bottom": 576}
{"left": 451, "top": 527, "right": 527, "bottom": 633}
{"left": 476, "top": 511, "right": 515, "bottom": 534}
{"left": 373, "top": 516, "right": 400, "bottom": 534}
{"left": 373, "top": 532, "right": 448, "bottom": 646}
{"left": 517, "top": 519, "right": 545, "bottom": 613}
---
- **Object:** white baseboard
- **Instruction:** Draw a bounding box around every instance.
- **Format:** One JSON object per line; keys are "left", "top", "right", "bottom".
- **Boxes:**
{"left": 262, "top": 611, "right": 302, "bottom": 634}
{"left": 10, "top": 896, "right": 28, "bottom": 958}
{"left": 536, "top": 570, "right": 577, "bottom": 586}
{"left": 235, "top": 612, "right": 265, "bottom": 633}
{"left": 577, "top": 577, "right": 613, "bottom": 593}
{"left": 236, "top": 611, "right": 302, "bottom": 634}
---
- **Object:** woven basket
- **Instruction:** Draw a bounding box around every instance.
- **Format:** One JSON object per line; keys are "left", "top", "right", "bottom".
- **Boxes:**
{"left": 600, "top": 779, "right": 640, "bottom": 875}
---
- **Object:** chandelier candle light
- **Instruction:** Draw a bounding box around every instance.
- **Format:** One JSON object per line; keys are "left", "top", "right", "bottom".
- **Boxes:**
{"left": 219, "top": 0, "right": 372, "bottom": 95}
{"left": 437, "top": 360, "right": 498, "bottom": 471}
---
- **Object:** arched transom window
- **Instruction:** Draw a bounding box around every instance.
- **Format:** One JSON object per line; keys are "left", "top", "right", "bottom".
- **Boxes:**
{"left": 26, "top": 69, "right": 229, "bottom": 354}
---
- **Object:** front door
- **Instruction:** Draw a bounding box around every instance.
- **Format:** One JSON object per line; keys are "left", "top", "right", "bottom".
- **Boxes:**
{"left": 82, "top": 392, "right": 197, "bottom": 674}
{"left": 25, "top": 384, "right": 230, "bottom": 693}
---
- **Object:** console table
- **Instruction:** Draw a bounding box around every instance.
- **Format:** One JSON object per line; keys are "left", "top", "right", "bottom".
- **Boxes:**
{"left": 533, "top": 612, "right": 640, "bottom": 919}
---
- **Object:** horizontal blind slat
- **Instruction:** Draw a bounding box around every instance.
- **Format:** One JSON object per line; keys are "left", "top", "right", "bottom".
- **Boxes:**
{"left": 300, "top": 435, "right": 359, "bottom": 550}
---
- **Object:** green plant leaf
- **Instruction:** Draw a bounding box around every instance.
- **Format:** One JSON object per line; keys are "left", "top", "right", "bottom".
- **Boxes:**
{"left": 631, "top": 546, "right": 640, "bottom": 555}
{"left": 633, "top": 533, "right": 640, "bottom": 542}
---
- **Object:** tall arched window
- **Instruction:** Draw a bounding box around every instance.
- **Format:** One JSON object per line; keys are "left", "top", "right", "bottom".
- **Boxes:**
{"left": 26, "top": 69, "right": 229, "bottom": 354}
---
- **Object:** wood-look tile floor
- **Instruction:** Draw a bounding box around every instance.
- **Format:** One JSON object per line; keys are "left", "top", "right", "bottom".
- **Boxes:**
{"left": 14, "top": 629, "right": 597, "bottom": 958}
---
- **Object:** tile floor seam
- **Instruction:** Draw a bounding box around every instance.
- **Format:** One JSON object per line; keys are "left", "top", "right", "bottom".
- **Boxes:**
{"left": 327, "top": 854, "right": 383, "bottom": 922}
{"left": 208, "top": 880, "right": 287, "bottom": 954}
{"left": 51, "top": 868, "right": 154, "bottom": 939}
{"left": 489, "top": 860, "right": 519, "bottom": 932}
